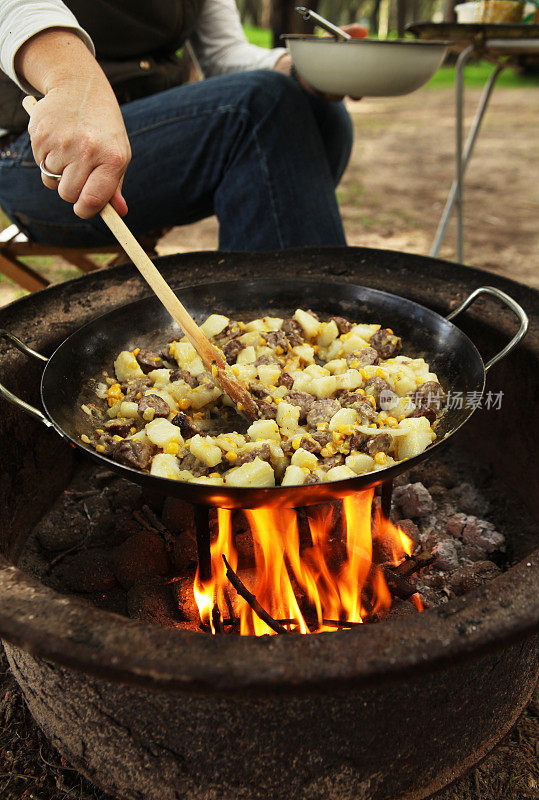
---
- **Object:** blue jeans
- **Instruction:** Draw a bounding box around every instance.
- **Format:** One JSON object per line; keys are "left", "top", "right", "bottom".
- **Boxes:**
{"left": 0, "top": 70, "right": 352, "bottom": 251}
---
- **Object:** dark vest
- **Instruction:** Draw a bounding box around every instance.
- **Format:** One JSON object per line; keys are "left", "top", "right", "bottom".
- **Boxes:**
{"left": 0, "top": 0, "right": 205, "bottom": 133}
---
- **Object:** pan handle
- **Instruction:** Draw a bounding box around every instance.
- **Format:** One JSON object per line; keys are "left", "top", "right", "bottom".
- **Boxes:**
{"left": 445, "top": 286, "right": 528, "bottom": 373}
{"left": 0, "top": 330, "right": 53, "bottom": 427}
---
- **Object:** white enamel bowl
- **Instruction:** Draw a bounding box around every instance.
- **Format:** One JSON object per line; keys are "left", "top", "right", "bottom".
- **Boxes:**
{"left": 284, "top": 36, "right": 450, "bottom": 97}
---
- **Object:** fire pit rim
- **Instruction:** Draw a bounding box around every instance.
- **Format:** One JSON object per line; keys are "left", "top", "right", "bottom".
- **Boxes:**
{"left": 0, "top": 549, "right": 537, "bottom": 693}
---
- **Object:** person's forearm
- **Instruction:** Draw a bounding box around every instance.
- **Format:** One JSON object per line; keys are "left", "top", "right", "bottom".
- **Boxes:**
{"left": 15, "top": 27, "right": 107, "bottom": 95}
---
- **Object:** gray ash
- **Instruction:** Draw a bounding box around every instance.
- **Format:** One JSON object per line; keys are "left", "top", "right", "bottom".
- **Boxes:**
{"left": 17, "top": 445, "right": 534, "bottom": 632}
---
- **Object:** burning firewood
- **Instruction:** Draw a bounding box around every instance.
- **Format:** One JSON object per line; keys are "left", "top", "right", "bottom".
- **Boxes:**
{"left": 222, "top": 555, "right": 290, "bottom": 634}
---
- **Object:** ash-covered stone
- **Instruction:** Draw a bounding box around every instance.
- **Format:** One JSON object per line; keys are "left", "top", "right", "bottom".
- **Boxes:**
{"left": 35, "top": 507, "right": 89, "bottom": 552}
{"left": 407, "top": 462, "right": 457, "bottom": 489}
{"left": 55, "top": 548, "right": 118, "bottom": 592}
{"left": 398, "top": 519, "right": 421, "bottom": 550}
{"left": 449, "top": 561, "right": 502, "bottom": 595}
{"left": 393, "top": 483, "right": 434, "bottom": 519}
{"left": 104, "top": 479, "right": 143, "bottom": 512}
{"left": 85, "top": 588, "right": 128, "bottom": 616}
{"left": 445, "top": 514, "right": 505, "bottom": 554}
{"left": 112, "top": 531, "right": 170, "bottom": 588}
{"left": 127, "top": 580, "right": 178, "bottom": 627}
{"left": 172, "top": 531, "right": 198, "bottom": 574}
{"left": 430, "top": 540, "right": 460, "bottom": 572}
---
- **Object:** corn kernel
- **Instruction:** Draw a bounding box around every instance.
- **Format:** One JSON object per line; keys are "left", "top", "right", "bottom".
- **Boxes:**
{"left": 193, "top": 412, "right": 204, "bottom": 420}
{"left": 357, "top": 388, "right": 365, "bottom": 395}
{"left": 275, "top": 345, "right": 284, "bottom": 355}
{"left": 387, "top": 328, "right": 393, "bottom": 335}
{"left": 316, "top": 422, "right": 329, "bottom": 432}
{"left": 80, "top": 434, "right": 91, "bottom": 444}
{"left": 112, "top": 435, "right": 123, "bottom": 442}
{"left": 376, "top": 368, "right": 386, "bottom": 378}
{"left": 369, "top": 423, "right": 377, "bottom": 428}
{"left": 359, "top": 369, "right": 368, "bottom": 379}
{"left": 374, "top": 452, "right": 386, "bottom": 464}
{"left": 226, "top": 451, "right": 237, "bottom": 463}
{"left": 133, "top": 348, "right": 140, "bottom": 357}
{"left": 178, "top": 398, "right": 190, "bottom": 410}
{"left": 386, "top": 416, "right": 398, "bottom": 427}
{"left": 237, "top": 403, "right": 244, "bottom": 411}
{"left": 136, "top": 392, "right": 142, "bottom": 400}
{"left": 292, "top": 437, "right": 301, "bottom": 450}
{"left": 210, "top": 472, "right": 221, "bottom": 478}
{"left": 164, "top": 442, "right": 180, "bottom": 455}
{"left": 274, "top": 397, "right": 282, "bottom": 404}
{"left": 367, "top": 394, "right": 376, "bottom": 407}
{"left": 232, "top": 367, "right": 239, "bottom": 376}
{"left": 211, "top": 365, "right": 218, "bottom": 377}
{"left": 95, "top": 444, "right": 106, "bottom": 453}
{"left": 130, "top": 427, "right": 136, "bottom": 434}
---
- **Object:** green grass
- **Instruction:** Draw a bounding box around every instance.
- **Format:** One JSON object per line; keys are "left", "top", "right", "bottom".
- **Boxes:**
{"left": 243, "top": 25, "right": 539, "bottom": 88}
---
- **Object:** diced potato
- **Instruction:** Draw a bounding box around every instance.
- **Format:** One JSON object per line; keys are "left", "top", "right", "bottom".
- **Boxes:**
{"left": 281, "top": 465, "right": 307, "bottom": 486}
{"left": 146, "top": 368, "right": 172, "bottom": 387}
{"left": 189, "top": 385, "right": 222, "bottom": 410}
{"left": 293, "top": 344, "right": 315, "bottom": 364}
{"left": 187, "top": 356, "right": 205, "bottom": 377}
{"left": 310, "top": 375, "right": 339, "bottom": 399}
{"left": 119, "top": 401, "right": 140, "bottom": 419}
{"left": 107, "top": 401, "right": 121, "bottom": 418}
{"left": 150, "top": 453, "right": 183, "bottom": 480}
{"left": 353, "top": 323, "right": 380, "bottom": 340}
{"left": 247, "top": 419, "right": 281, "bottom": 444}
{"left": 316, "top": 320, "right": 339, "bottom": 347}
{"left": 325, "top": 358, "right": 348, "bottom": 375}
{"left": 189, "top": 434, "right": 222, "bottom": 467}
{"left": 268, "top": 444, "right": 288, "bottom": 479}
{"left": 243, "top": 319, "right": 267, "bottom": 332}
{"left": 177, "top": 469, "right": 195, "bottom": 482}
{"left": 328, "top": 408, "right": 358, "bottom": 431}
{"left": 145, "top": 418, "right": 183, "bottom": 449}
{"left": 170, "top": 341, "right": 197, "bottom": 366}
{"left": 304, "top": 364, "right": 330, "bottom": 377}
{"left": 291, "top": 447, "right": 318, "bottom": 471}
{"left": 262, "top": 316, "right": 283, "bottom": 330}
{"left": 214, "top": 432, "right": 246, "bottom": 452}
{"left": 258, "top": 364, "right": 281, "bottom": 386}
{"left": 294, "top": 309, "right": 320, "bottom": 339}
{"left": 394, "top": 417, "right": 435, "bottom": 460}
{"left": 345, "top": 453, "right": 375, "bottom": 474}
{"left": 323, "top": 339, "right": 344, "bottom": 361}
{"left": 239, "top": 331, "right": 262, "bottom": 346}
{"left": 114, "top": 350, "right": 144, "bottom": 382}
{"left": 334, "top": 369, "right": 363, "bottom": 392}
{"left": 341, "top": 333, "right": 371, "bottom": 354}
{"left": 393, "top": 371, "right": 417, "bottom": 396}
{"left": 237, "top": 345, "right": 256, "bottom": 364}
{"left": 225, "top": 458, "right": 275, "bottom": 487}
{"left": 233, "top": 364, "right": 257, "bottom": 382}
{"left": 323, "top": 465, "right": 357, "bottom": 482}
{"left": 200, "top": 314, "right": 229, "bottom": 338}
{"left": 128, "top": 428, "right": 150, "bottom": 445}
{"left": 291, "top": 372, "right": 313, "bottom": 393}
{"left": 167, "top": 379, "right": 192, "bottom": 403}
{"left": 276, "top": 401, "right": 301, "bottom": 434}
{"left": 191, "top": 475, "right": 225, "bottom": 485}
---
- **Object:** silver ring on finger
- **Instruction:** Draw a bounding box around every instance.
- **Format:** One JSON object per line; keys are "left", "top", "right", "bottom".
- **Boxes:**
{"left": 39, "top": 159, "right": 62, "bottom": 181}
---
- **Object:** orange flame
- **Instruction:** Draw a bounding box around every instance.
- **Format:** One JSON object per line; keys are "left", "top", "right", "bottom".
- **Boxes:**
{"left": 192, "top": 490, "right": 421, "bottom": 635}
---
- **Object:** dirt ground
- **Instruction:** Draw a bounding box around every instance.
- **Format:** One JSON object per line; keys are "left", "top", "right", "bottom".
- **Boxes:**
{"left": 0, "top": 85, "right": 537, "bottom": 798}
{"left": 0, "top": 85, "right": 538, "bottom": 308}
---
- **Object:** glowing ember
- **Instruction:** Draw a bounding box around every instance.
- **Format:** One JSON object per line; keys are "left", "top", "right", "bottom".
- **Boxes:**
{"left": 192, "top": 489, "right": 422, "bottom": 635}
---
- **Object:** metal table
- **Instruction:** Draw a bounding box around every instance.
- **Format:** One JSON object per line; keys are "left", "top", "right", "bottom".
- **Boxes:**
{"left": 407, "top": 22, "right": 539, "bottom": 262}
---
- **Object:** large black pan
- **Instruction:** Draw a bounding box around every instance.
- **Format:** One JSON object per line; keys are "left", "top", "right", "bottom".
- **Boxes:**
{"left": 0, "top": 278, "right": 527, "bottom": 508}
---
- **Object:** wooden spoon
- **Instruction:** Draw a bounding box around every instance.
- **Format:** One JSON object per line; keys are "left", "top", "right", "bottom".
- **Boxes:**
{"left": 23, "top": 96, "right": 259, "bottom": 420}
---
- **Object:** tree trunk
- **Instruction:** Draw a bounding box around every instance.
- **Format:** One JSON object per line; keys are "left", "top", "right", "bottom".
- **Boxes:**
{"left": 270, "top": 0, "right": 320, "bottom": 49}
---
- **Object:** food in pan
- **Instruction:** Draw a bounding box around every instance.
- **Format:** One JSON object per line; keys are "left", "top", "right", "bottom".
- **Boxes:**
{"left": 81, "top": 310, "right": 445, "bottom": 486}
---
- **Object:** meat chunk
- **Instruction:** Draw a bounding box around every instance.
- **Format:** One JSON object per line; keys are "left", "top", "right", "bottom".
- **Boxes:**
{"left": 410, "top": 381, "right": 445, "bottom": 411}
{"left": 138, "top": 394, "right": 170, "bottom": 419}
{"left": 122, "top": 377, "right": 151, "bottom": 402}
{"left": 135, "top": 349, "right": 164, "bottom": 374}
{"left": 285, "top": 390, "right": 315, "bottom": 422}
{"left": 306, "top": 399, "right": 340, "bottom": 428}
{"left": 363, "top": 376, "right": 392, "bottom": 408}
{"left": 339, "top": 392, "right": 377, "bottom": 422}
{"left": 262, "top": 330, "right": 290, "bottom": 352}
{"left": 346, "top": 347, "right": 378, "bottom": 368}
{"left": 236, "top": 443, "right": 271, "bottom": 467}
{"left": 407, "top": 407, "right": 437, "bottom": 424}
{"left": 320, "top": 454, "right": 345, "bottom": 471}
{"left": 222, "top": 321, "right": 242, "bottom": 340}
{"left": 278, "top": 371, "right": 294, "bottom": 390}
{"left": 349, "top": 432, "right": 368, "bottom": 452}
{"left": 177, "top": 452, "right": 211, "bottom": 477}
{"left": 103, "top": 418, "right": 133, "bottom": 438}
{"left": 282, "top": 435, "right": 323, "bottom": 456}
{"left": 254, "top": 399, "right": 277, "bottom": 420}
{"left": 249, "top": 382, "right": 272, "bottom": 401}
{"left": 303, "top": 472, "right": 321, "bottom": 485}
{"left": 366, "top": 433, "right": 392, "bottom": 456}
{"left": 222, "top": 337, "right": 243, "bottom": 364}
{"left": 329, "top": 315, "right": 353, "bottom": 334}
{"left": 369, "top": 328, "right": 402, "bottom": 359}
{"left": 112, "top": 439, "right": 153, "bottom": 470}
{"left": 171, "top": 412, "right": 201, "bottom": 439}
{"left": 170, "top": 368, "right": 198, "bottom": 388}
{"left": 281, "top": 318, "right": 304, "bottom": 346}
{"left": 309, "top": 430, "right": 333, "bottom": 449}
{"left": 254, "top": 354, "right": 279, "bottom": 367}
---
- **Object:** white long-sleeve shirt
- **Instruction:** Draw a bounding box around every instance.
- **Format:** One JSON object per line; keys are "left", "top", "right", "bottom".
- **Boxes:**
{"left": 0, "top": 0, "right": 287, "bottom": 92}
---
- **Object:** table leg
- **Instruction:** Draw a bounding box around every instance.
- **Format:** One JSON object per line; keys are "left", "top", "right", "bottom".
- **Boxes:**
{"left": 430, "top": 49, "right": 505, "bottom": 261}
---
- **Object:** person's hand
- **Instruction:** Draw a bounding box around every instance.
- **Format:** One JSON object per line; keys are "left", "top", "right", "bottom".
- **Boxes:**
{"left": 16, "top": 29, "right": 131, "bottom": 219}
{"left": 274, "top": 24, "right": 368, "bottom": 102}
